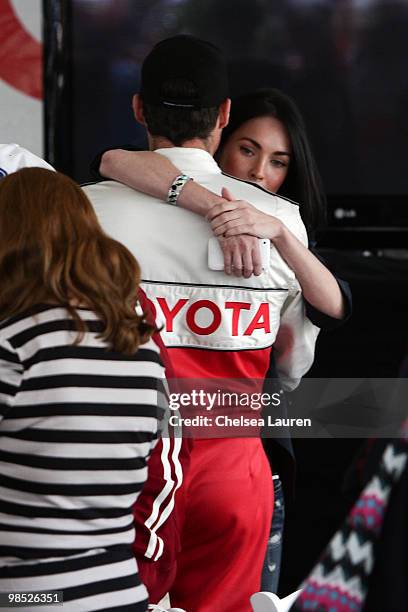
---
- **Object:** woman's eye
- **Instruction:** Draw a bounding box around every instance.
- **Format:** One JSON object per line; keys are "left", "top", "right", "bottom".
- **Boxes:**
{"left": 239, "top": 146, "right": 254, "bottom": 156}
{"left": 271, "top": 159, "right": 287, "bottom": 168}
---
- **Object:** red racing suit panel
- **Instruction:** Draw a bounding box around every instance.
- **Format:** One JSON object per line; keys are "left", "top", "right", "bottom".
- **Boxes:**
{"left": 168, "top": 346, "right": 273, "bottom": 379}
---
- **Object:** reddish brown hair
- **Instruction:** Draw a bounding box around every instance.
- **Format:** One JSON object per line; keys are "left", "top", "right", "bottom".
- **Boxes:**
{"left": 0, "top": 167, "right": 154, "bottom": 354}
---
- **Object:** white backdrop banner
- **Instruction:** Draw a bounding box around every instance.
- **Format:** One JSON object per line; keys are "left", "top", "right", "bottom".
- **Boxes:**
{"left": 0, "top": 0, "right": 43, "bottom": 155}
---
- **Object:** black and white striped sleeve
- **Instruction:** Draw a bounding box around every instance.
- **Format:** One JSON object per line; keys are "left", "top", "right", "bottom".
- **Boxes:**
{"left": 0, "top": 338, "right": 22, "bottom": 423}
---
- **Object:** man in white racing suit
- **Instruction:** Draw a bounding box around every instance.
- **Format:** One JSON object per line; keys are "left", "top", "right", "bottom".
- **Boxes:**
{"left": 84, "top": 35, "right": 319, "bottom": 612}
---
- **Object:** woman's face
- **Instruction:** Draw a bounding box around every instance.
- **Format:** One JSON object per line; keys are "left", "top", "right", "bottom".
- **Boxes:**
{"left": 218, "top": 115, "right": 291, "bottom": 193}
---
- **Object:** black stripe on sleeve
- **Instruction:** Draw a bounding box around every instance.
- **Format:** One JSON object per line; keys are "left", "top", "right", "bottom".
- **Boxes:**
{"left": 0, "top": 449, "right": 146, "bottom": 470}
{"left": 0, "top": 521, "right": 134, "bottom": 537}
{"left": 6, "top": 402, "right": 165, "bottom": 419}
{"left": 0, "top": 500, "right": 133, "bottom": 520}
{"left": 0, "top": 381, "right": 20, "bottom": 397}
{"left": 59, "top": 573, "right": 143, "bottom": 603}
{"left": 0, "top": 473, "right": 145, "bottom": 495}
{"left": 0, "top": 545, "right": 134, "bottom": 576}
{"left": 10, "top": 319, "right": 104, "bottom": 348}
{"left": 21, "top": 374, "right": 162, "bottom": 391}
{"left": 22, "top": 345, "right": 162, "bottom": 368}
{"left": 0, "top": 344, "right": 20, "bottom": 363}
{"left": 0, "top": 544, "right": 94, "bottom": 557}
{"left": 0, "top": 305, "right": 58, "bottom": 331}
{"left": 2, "top": 429, "right": 156, "bottom": 444}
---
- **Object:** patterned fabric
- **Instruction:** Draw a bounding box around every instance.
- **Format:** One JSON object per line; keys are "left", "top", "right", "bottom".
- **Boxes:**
{"left": 166, "top": 174, "right": 192, "bottom": 205}
{"left": 291, "top": 421, "right": 408, "bottom": 612}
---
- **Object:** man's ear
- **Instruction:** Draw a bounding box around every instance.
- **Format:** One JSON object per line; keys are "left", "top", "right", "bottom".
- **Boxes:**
{"left": 132, "top": 94, "right": 146, "bottom": 126}
{"left": 217, "top": 98, "right": 231, "bottom": 130}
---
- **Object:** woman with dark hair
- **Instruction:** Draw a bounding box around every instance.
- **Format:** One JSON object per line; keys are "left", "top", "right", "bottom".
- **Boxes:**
{"left": 217, "top": 88, "right": 326, "bottom": 232}
{"left": 97, "top": 88, "right": 351, "bottom": 595}
{"left": 0, "top": 167, "right": 166, "bottom": 611}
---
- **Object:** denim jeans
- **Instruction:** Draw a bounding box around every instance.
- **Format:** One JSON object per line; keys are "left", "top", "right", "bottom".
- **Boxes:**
{"left": 260, "top": 476, "right": 285, "bottom": 593}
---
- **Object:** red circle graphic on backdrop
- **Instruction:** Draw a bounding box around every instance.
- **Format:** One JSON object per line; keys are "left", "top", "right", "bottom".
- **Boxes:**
{"left": 0, "top": 0, "right": 42, "bottom": 99}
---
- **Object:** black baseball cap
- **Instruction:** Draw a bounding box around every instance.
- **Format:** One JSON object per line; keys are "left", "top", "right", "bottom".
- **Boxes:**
{"left": 140, "top": 35, "right": 229, "bottom": 109}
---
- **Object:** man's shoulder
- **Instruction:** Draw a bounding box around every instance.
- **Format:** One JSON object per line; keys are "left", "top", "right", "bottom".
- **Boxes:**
{"left": 0, "top": 143, "right": 54, "bottom": 175}
{"left": 83, "top": 178, "right": 159, "bottom": 203}
{"left": 83, "top": 178, "right": 178, "bottom": 224}
{"left": 83, "top": 178, "right": 131, "bottom": 190}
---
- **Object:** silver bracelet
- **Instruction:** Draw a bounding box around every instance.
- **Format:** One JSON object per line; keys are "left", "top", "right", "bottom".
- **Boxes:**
{"left": 167, "top": 174, "right": 193, "bottom": 205}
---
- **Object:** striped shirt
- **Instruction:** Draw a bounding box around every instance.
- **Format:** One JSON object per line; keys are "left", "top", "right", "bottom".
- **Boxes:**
{"left": 0, "top": 305, "right": 166, "bottom": 611}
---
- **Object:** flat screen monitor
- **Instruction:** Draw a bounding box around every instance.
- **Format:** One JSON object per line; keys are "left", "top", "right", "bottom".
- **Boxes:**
{"left": 44, "top": 0, "right": 408, "bottom": 243}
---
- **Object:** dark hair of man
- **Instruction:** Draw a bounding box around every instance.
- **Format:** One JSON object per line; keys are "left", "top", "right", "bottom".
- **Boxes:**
{"left": 219, "top": 88, "right": 326, "bottom": 231}
{"left": 142, "top": 78, "right": 219, "bottom": 146}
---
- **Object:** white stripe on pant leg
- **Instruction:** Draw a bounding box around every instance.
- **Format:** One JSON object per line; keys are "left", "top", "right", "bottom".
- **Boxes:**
{"left": 145, "top": 424, "right": 183, "bottom": 560}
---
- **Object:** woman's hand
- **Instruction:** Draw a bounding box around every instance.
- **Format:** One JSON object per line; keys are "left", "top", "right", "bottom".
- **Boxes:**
{"left": 218, "top": 235, "right": 263, "bottom": 278}
{"left": 208, "top": 187, "right": 284, "bottom": 241}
